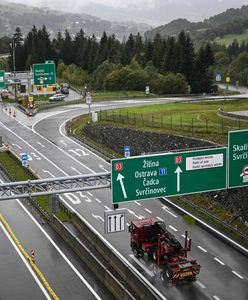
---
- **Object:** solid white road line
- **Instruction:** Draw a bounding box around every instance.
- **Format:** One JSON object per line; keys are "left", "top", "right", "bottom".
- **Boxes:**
{"left": 196, "top": 280, "right": 206, "bottom": 289}
{"left": 17, "top": 200, "right": 102, "bottom": 300}
{"left": 129, "top": 254, "right": 154, "bottom": 277}
{"left": 232, "top": 270, "right": 244, "bottom": 279}
{"left": 0, "top": 222, "right": 52, "bottom": 300}
{"left": 168, "top": 225, "right": 178, "bottom": 232}
{"left": 197, "top": 245, "right": 208, "bottom": 253}
{"left": 214, "top": 257, "right": 225, "bottom": 266}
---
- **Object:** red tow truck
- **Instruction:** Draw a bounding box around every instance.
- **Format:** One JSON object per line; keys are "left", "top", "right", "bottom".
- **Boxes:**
{"left": 129, "top": 218, "right": 201, "bottom": 283}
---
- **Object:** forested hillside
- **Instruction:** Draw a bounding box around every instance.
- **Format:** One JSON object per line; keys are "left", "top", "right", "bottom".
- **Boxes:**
{"left": 145, "top": 5, "right": 248, "bottom": 44}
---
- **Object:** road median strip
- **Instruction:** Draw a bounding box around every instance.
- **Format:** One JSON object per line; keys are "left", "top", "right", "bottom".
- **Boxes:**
{"left": 0, "top": 214, "right": 59, "bottom": 300}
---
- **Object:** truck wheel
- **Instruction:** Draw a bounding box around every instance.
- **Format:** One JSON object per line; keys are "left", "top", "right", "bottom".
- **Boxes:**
{"left": 143, "top": 252, "right": 149, "bottom": 262}
{"left": 152, "top": 251, "right": 157, "bottom": 261}
{"left": 133, "top": 247, "right": 140, "bottom": 258}
{"left": 160, "top": 271, "right": 166, "bottom": 282}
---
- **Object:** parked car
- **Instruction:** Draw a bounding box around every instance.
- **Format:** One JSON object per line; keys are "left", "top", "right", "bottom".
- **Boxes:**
{"left": 49, "top": 93, "right": 65, "bottom": 102}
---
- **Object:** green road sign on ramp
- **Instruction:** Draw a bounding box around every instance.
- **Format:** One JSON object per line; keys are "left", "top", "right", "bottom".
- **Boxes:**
{"left": 228, "top": 129, "right": 248, "bottom": 188}
{"left": 111, "top": 148, "right": 227, "bottom": 203}
{"left": 33, "top": 63, "right": 56, "bottom": 85}
{"left": 0, "top": 70, "right": 5, "bottom": 88}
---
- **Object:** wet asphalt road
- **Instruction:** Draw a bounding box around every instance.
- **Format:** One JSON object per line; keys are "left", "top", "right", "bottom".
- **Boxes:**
{"left": 0, "top": 97, "right": 248, "bottom": 300}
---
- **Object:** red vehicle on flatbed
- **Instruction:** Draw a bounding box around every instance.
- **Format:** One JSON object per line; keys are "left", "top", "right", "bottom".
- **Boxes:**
{"left": 129, "top": 218, "right": 201, "bottom": 283}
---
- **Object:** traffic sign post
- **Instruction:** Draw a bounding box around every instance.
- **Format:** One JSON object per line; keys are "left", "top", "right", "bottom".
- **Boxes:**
{"left": 124, "top": 146, "right": 131, "bottom": 158}
{"left": 0, "top": 70, "right": 5, "bottom": 88}
{"left": 228, "top": 129, "right": 248, "bottom": 188}
{"left": 111, "top": 148, "right": 227, "bottom": 203}
{"left": 33, "top": 63, "right": 56, "bottom": 86}
{"left": 21, "top": 153, "right": 29, "bottom": 168}
{"left": 104, "top": 211, "right": 125, "bottom": 233}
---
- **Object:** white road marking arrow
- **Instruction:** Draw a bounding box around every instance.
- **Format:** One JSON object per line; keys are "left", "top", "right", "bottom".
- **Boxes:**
{"left": 117, "top": 173, "right": 127, "bottom": 199}
{"left": 175, "top": 166, "right": 182, "bottom": 192}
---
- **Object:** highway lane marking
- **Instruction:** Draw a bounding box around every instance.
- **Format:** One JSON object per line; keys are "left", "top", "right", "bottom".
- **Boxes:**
{"left": 0, "top": 122, "right": 68, "bottom": 177}
{"left": 0, "top": 216, "right": 54, "bottom": 300}
{"left": 196, "top": 280, "right": 206, "bottom": 289}
{"left": 135, "top": 201, "right": 141, "bottom": 206}
{"left": 17, "top": 200, "right": 102, "bottom": 300}
{"left": 71, "top": 166, "right": 82, "bottom": 175}
{"left": 127, "top": 209, "right": 144, "bottom": 220}
{"left": 214, "top": 257, "right": 225, "bottom": 266}
{"left": 129, "top": 254, "right": 155, "bottom": 277}
{"left": 87, "top": 191, "right": 93, "bottom": 196}
{"left": 95, "top": 198, "right": 102, "bottom": 203}
{"left": 37, "top": 141, "right": 45, "bottom": 148}
{"left": 99, "top": 164, "right": 109, "bottom": 172}
{"left": 60, "top": 140, "right": 67, "bottom": 145}
{"left": 181, "top": 234, "right": 190, "bottom": 241}
{"left": 92, "top": 214, "right": 104, "bottom": 222}
{"left": 64, "top": 193, "right": 81, "bottom": 205}
{"left": 168, "top": 225, "right": 178, "bottom": 232}
{"left": 76, "top": 192, "right": 91, "bottom": 203}
{"left": 42, "top": 169, "right": 55, "bottom": 178}
{"left": 197, "top": 246, "right": 208, "bottom": 253}
{"left": 126, "top": 223, "right": 130, "bottom": 227}
{"left": 232, "top": 270, "right": 244, "bottom": 279}
{"left": 163, "top": 197, "right": 248, "bottom": 254}
{"left": 156, "top": 216, "right": 163, "bottom": 222}
{"left": 213, "top": 296, "right": 221, "bottom": 300}
{"left": 145, "top": 208, "right": 152, "bottom": 214}
{"left": 162, "top": 206, "right": 177, "bottom": 218}
{"left": 12, "top": 143, "right": 22, "bottom": 149}
{"left": 104, "top": 206, "right": 112, "bottom": 212}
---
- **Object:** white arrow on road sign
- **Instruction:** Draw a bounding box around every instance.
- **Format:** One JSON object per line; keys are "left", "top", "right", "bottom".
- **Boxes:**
{"left": 117, "top": 173, "right": 127, "bottom": 198}
{"left": 175, "top": 166, "right": 182, "bottom": 192}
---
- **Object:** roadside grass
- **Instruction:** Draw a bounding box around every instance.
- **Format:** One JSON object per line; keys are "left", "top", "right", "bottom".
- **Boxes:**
{"left": 92, "top": 90, "right": 156, "bottom": 99}
{"left": 97, "top": 99, "right": 248, "bottom": 144}
{"left": 0, "top": 151, "right": 69, "bottom": 221}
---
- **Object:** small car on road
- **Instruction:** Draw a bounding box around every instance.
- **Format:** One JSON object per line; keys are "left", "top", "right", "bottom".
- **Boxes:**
{"left": 49, "top": 93, "right": 65, "bottom": 102}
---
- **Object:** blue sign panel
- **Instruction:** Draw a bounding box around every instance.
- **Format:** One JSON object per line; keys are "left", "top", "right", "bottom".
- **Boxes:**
{"left": 22, "top": 153, "right": 28, "bottom": 161}
{"left": 124, "top": 146, "right": 131, "bottom": 158}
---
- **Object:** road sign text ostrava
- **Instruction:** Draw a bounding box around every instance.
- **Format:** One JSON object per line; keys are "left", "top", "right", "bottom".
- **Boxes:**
{"left": 228, "top": 129, "right": 248, "bottom": 188}
{"left": 33, "top": 63, "right": 56, "bottom": 85}
{"left": 111, "top": 148, "right": 227, "bottom": 203}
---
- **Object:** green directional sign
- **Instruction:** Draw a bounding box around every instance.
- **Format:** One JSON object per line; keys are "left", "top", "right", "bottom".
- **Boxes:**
{"left": 111, "top": 148, "right": 227, "bottom": 203}
{"left": 33, "top": 63, "right": 56, "bottom": 85}
{"left": 228, "top": 129, "right": 248, "bottom": 188}
{"left": 0, "top": 70, "right": 5, "bottom": 88}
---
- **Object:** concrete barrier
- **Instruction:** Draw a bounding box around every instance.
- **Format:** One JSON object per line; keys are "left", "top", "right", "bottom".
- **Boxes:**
{"left": 51, "top": 216, "right": 135, "bottom": 300}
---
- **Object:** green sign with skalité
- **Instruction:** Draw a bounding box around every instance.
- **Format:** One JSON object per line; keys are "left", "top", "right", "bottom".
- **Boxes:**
{"left": 111, "top": 148, "right": 227, "bottom": 203}
{"left": 228, "top": 129, "right": 248, "bottom": 188}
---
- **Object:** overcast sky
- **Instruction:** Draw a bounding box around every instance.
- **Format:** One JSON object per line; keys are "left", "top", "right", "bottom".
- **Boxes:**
{"left": 3, "top": 0, "right": 248, "bottom": 25}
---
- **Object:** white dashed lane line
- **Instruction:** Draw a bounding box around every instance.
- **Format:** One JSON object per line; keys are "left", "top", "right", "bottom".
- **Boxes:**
{"left": 156, "top": 216, "right": 163, "bottom": 222}
{"left": 145, "top": 208, "right": 152, "bottom": 214}
{"left": 232, "top": 271, "right": 244, "bottom": 279}
{"left": 87, "top": 191, "right": 93, "bottom": 197}
{"left": 214, "top": 258, "right": 225, "bottom": 266}
{"left": 213, "top": 296, "right": 221, "bottom": 300}
{"left": 135, "top": 201, "right": 141, "bottom": 206}
{"left": 95, "top": 198, "right": 101, "bottom": 203}
{"left": 196, "top": 281, "right": 206, "bottom": 289}
{"left": 197, "top": 245, "right": 208, "bottom": 253}
{"left": 168, "top": 225, "right": 178, "bottom": 232}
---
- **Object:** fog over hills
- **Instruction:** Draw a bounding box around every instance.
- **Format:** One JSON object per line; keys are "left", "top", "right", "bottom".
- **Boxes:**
{"left": 4, "top": 0, "right": 248, "bottom": 25}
